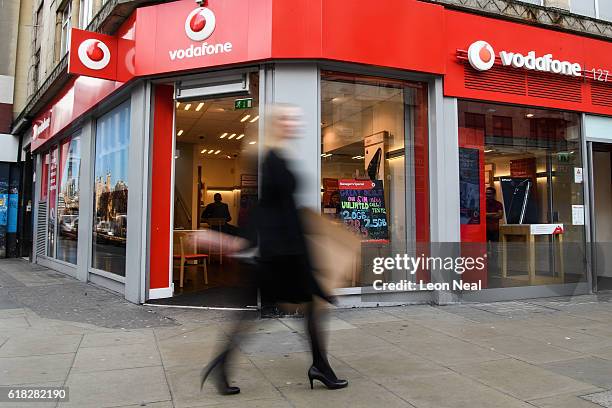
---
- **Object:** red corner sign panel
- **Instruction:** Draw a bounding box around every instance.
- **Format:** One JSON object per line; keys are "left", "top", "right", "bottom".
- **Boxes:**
{"left": 68, "top": 29, "right": 118, "bottom": 81}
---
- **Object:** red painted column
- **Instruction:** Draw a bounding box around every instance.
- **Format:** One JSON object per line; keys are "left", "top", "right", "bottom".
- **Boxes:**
{"left": 149, "top": 85, "right": 174, "bottom": 293}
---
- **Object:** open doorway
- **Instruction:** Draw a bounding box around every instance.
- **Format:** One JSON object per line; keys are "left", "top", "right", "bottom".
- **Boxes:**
{"left": 150, "top": 73, "right": 260, "bottom": 308}
{"left": 592, "top": 142, "right": 612, "bottom": 291}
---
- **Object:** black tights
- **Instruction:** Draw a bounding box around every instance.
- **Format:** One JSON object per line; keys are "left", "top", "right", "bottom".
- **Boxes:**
{"left": 216, "top": 302, "right": 336, "bottom": 379}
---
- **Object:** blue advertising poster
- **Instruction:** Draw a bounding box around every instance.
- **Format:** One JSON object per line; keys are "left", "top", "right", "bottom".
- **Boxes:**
{"left": 7, "top": 193, "right": 18, "bottom": 233}
{"left": 0, "top": 194, "right": 8, "bottom": 226}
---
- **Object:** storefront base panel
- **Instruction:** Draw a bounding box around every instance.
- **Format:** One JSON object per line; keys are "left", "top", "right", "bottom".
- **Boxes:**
{"left": 149, "top": 286, "right": 173, "bottom": 300}
{"left": 457, "top": 283, "right": 591, "bottom": 303}
{"left": 36, "top": 256, "right": 77, "bottom": 279}
{"left": 89, "top": 272, "right": 125, "bottom": 296}
{"left": 336, "top": 290, "right": 434, "bottom": 308}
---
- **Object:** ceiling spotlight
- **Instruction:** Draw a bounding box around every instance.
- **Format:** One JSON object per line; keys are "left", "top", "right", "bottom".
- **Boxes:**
{"left": 228, "top": 133, "right": 236, "bottom": 139}
{"left": 208, "top": 149, "right": 214, "bottom": 154}
{"left": 220, "top": 133, "right": 228, "bottom": 138}
{"left": 177, "top": 129, "right": 183, "bottom": 136}
{"left": 484, "top": 149, "right": 494, "bottom": 153}
{"left": 200, "top": 149, "right": 207, "bottom": 154}
{"left": 196, "top": 102, "right": 205, "bottom": 111}
{"left": 176, "top": 102, "right": 180, "bottom": 108}
{"left": 241, "top": 115, "right": 251, "bottom": 122}
{"left": 249, "top": 115, "right": 259, "bottom": 123}
{"left": 249, "top": 141, "right": 256, "bottom": 145}
{"left": 226, "top": 155, "right": 231, "bottom": 159}
{"left": 236, "top": 134, "right": 244, "bottom": 140}
{"left": 214, "top": 150, "right": 221, "bottom": 154}
{"left": 526, "top": 113, "right": 535, "bottom": 118}
{"left": 184, "top": 103, "right": 191, "bottom": 110}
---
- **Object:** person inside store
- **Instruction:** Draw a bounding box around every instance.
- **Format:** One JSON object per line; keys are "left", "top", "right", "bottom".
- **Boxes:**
{"left": 324, "top": 190, "right": 342, "bottom": 218}
{"left": 199, "top": 103, "right": 348, "bottom": 396}
{"left": 201, "top": 193, "right": 238, "bottom": 235}
{"left": 486, "top": 186, "right": 504, "bottom": 242}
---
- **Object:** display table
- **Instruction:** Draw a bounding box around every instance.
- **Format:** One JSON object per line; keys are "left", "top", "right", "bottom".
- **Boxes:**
{"left": 499, "top": 224, "right": 565, "bottom": 285}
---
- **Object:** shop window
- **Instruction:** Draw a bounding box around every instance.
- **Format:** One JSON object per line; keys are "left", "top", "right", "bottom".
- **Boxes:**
{"left": 492, "top": 115, "right": 513, "bottom": 138}
{"left": 92, "top": 101, "right": 130, "bottom": 276}
{"left": 465, "top": 112, "right": 485, "bottom": 132}
{"left": 56, "top": 135, "right": 81, "bottom": 264}
{"left": 47, "top": 148, "right": 58, "bottom": 257}
{"left": 599, "top": 1, "right": 612, "bottom": 21}
{"left": 320, "top": 71, "right": 429, "bottom": 288}
{"left": 458, "top": 100, "right": 586, "bottom": 289}
{"left": 40, "top": 152, "right": 49, "bottom": 201}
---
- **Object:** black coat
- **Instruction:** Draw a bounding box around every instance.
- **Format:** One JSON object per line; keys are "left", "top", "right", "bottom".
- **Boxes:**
{"left": 254, "top": 149, "right": 326, "bottom": 304}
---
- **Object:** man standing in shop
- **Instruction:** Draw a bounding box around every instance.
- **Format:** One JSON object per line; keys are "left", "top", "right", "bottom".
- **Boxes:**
{"left": 486, "top": 186, "right": 504, "bottom": 242}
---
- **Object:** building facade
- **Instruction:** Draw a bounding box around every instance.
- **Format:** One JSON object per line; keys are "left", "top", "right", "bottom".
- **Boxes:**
{"left": 9, "top": 0, "right": 612, "bottom": 307}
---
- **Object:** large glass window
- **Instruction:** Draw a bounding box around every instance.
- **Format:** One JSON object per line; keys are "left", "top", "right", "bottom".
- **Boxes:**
{"left": 571, "top": 0, "right": 596, "bottom": 18}
{"left": 47, "top": 148, "right": 58, "bottom": 257}
{"left": 57, "top": 135, "right": 81, "bottom": 264}
{"left": 320, "top": 72, "right": 429, "bottom": 288}
{"left": 92, "top": 102, "right": 130, "bottom": 276}
{"left": 59, "top": 2, "right": 72, "bottom": 56}
{"left": 458, "top": 101, "right": 586, "bottom": 288}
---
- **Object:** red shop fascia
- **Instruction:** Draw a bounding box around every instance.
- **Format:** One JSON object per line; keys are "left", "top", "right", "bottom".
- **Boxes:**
{"left": 30, "top": 0, "right": 612, "bottom": 294}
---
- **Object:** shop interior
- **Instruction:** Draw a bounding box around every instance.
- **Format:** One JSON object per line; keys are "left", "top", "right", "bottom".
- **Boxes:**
{"left": 459, "top": 100, "right": 587, "bottom": 288}
{"left": 591, "top": 142, "right": 612, "bottom": 291}
{"left": 150, "top": 77, "right": 259, "bottom": 307}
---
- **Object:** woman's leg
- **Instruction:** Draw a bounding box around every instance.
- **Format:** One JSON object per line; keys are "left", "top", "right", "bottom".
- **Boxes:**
{"left": 304, "top": 301, "right": 336, "bottom": 379}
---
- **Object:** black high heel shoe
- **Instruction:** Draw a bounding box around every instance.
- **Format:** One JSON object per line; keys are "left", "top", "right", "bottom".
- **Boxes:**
{"left": 200, "top": 353, "right": 240, "bottom": 395}
{"left": 308, "top": 365, "right": 348, "bottom": 390}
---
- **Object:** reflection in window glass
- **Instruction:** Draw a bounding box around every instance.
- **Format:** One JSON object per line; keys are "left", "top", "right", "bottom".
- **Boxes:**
{"left": 458, "top": 100, "right": 586, "bottom": 288}
{"left": 320, "top": 72, "right": 429, "bottom": 288}
{"left": 92, "top": 102, "right": 130, "bottom": 276}
{"left": 57, "top": 135, "right": 81, "bottom": 264}
{"left": 570, "top": 0, "right": 596, "bottom": 17}
{"left": 47, "top": 148, "right": 58, "bottom": 257}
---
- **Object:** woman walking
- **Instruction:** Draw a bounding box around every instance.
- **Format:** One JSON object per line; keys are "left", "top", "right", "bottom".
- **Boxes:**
{"left": 200, "top": 104, "right": 348, "bottom": 394}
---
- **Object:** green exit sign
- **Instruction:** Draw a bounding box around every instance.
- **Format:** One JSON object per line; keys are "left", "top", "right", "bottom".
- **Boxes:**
{"left": 235, "top": 98, "right": 253, "bottom": 110}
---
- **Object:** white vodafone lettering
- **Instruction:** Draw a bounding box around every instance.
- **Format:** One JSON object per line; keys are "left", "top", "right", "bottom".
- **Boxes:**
{"left": 498, "top": 50, "right": 582, "bottom": 77}
{"left": 169, "top": 42, "right": 233, "bottom": 61}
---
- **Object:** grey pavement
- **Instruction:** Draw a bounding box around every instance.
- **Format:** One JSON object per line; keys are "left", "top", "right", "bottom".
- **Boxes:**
{"left": 1, "top": 259, "right": 612, "bottom": 407}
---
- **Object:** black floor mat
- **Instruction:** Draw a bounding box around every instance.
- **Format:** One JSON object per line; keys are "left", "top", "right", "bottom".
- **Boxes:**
{"left": 148, "top": 286, "right": 257, "bottom": 308}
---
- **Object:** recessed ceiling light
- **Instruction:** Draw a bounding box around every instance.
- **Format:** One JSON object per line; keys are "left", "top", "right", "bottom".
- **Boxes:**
{"left": 226, "top": 155, "right": 231, "bottom": 159}
{"left": 196, "top": 102, "right": 205, "bottom": 111}
{"left": 526, "top": 113, "right": 535, "bottom": 118}
{"left": 228, "top": 133, "right": 236, "bottom": 139}
{"left": 249, "top": 141, "right": 256, "bottom": 145}
{"left": 220, "top": 133, "right": 228, "bottom": 138}
{"left": 176, "top": 102, "right": 180, "bottom": 108}
{"left": 200, "top": 149, "right": 207, "bottom": 154}
{"left": 484, "top": 149, "right": 494, "bottom": 153}
{"left": 241, "top": 115, "right": 251, "bottom": 122}
{"left": 214, "top": 150, "right": 220, "bottom": 154}
{"left": 249, "top": 115, "right": 259, "bottom": 123}
{"left": 236, "top": 134, "right": 244, "bottom": 140}
{"left": 184, "top": 103, "right": 191, "bottom": 110}
{"left": 177, "top": 129, "right": 183, "bottom": 136}
{"left": 208, "top": 149, "right": 214, "bottom": 154}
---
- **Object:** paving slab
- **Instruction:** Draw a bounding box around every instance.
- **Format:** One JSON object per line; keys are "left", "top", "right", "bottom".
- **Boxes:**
{"left": 384, "top": 371, "right": 532, "bottom": 408}
{"left": 278, "top": 376, "right": 414, "bottom": 408}
{"left": 165, "top": 361, "right": 281, "bottom": 408}
{"left": 540, "top": 357, "right": 612, "bottom": 389}
{"left": 582, "top": 389, "right": 612, "bottom": 408}
{"left": 80, "top": 329, "right": 156, "bottom": 348}
{"left": 72, "top": 341, "right": 162, "bottom": 373}
{"left": 529, "top": 390, "right": 606, "bottom": 408}
{"left": 450, "top": 358, "right": 597, "bottom": 400}
{"left": 472, "top": 335, "right": 585, "bottom": 364}
{"left": 0, "top": 353, "right": 74, "bottom": 385}
{"left": 0, "top": 333, "right": 82, "bottom": 357}
{"left": 59, "top": 366, "right": 171, "bottom": 408}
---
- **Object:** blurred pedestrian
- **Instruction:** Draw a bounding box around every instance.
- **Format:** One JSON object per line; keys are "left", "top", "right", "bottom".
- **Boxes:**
{"left": 200, "top": 104, "right": 348, "bottom": 395}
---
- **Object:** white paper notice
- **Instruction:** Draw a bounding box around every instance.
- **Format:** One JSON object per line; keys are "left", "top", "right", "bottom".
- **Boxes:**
{"left": 574, "top": 167, "right": 584, "bottom": 184}
{"left": 572, "top": 205, "right": 585, "bottom": 225}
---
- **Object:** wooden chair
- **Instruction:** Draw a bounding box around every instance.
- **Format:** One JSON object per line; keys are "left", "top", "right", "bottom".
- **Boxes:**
{"left": 173, "top": 232, "right": 208, "bottom": 288}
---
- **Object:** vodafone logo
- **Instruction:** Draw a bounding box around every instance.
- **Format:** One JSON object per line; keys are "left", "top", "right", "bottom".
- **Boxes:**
{"left": 468, "top": 41, "right": 495, "bottom": 72}
{"left": 465, "top": 40, "right": 582, "bottom": 77}
{"left": 185, "top": 7, "right": 216, "bottom": 41}
{"left": 77, "top": 39, "right": 111, "bottom": 70}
